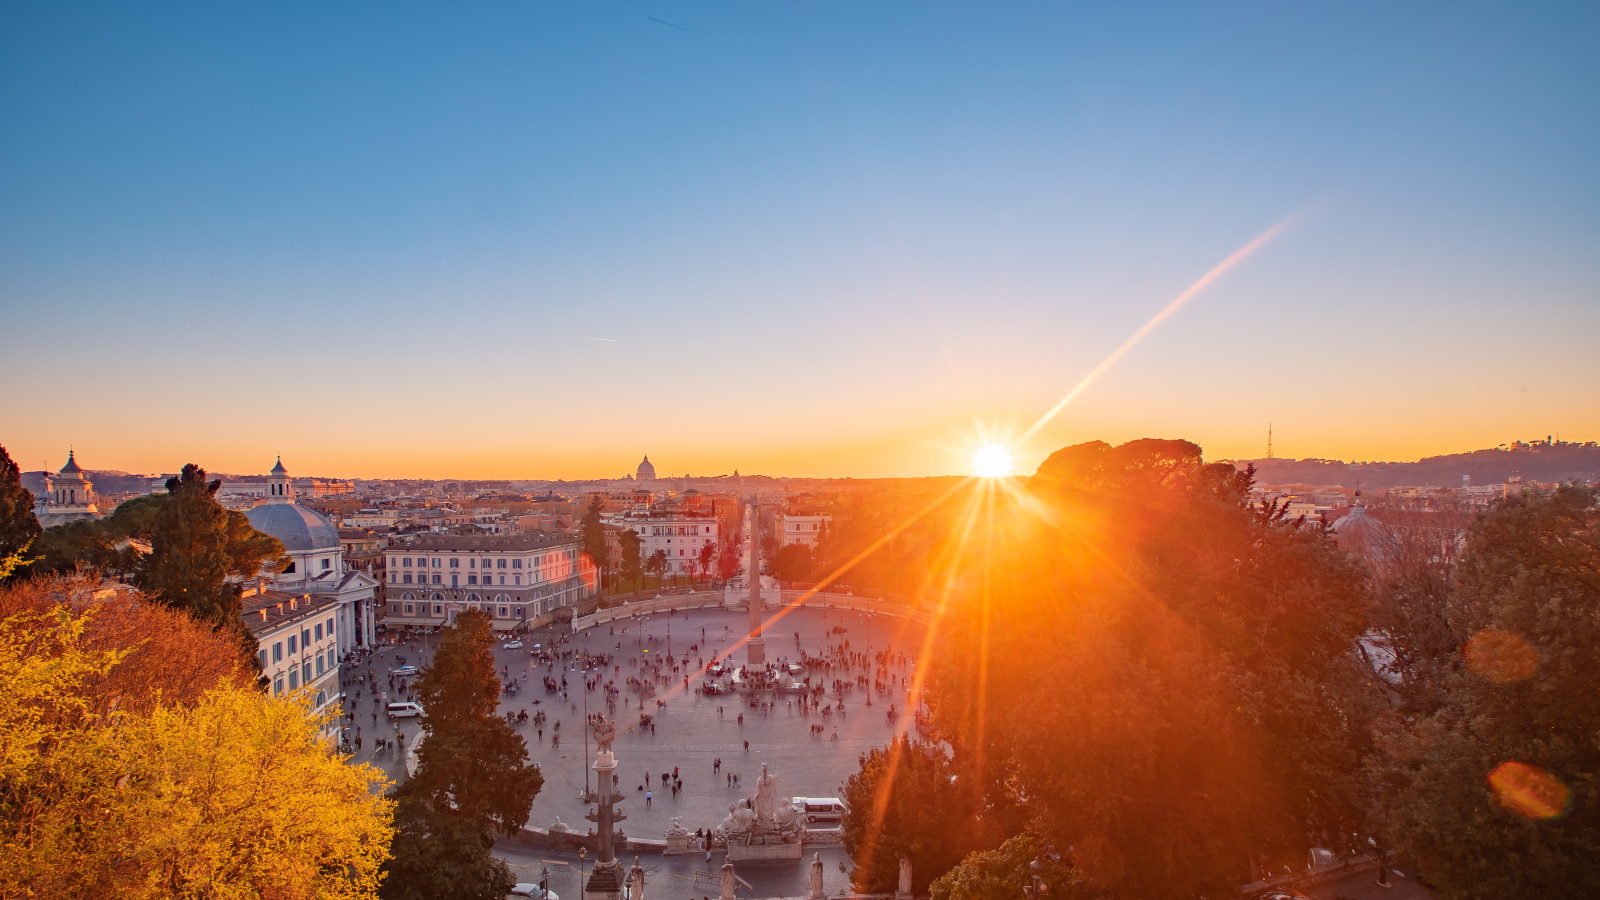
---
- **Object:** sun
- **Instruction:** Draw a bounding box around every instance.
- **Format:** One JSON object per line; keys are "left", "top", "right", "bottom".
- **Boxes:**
{"left": 971, "top": 443, "right": 1015, "bottom": 478}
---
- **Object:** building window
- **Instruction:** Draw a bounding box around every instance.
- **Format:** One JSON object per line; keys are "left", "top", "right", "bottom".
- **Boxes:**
{"left": 285, "top": 561, "right": 297, "bottom": 573}
{"left": 316, "top": 656, "right": 325, "bottom": 676}
{"left": 327, "top": 617, "right": 334, "bottom": 635}
{"left": 499, "top": 575, "right": 506, "bottom": 585}
{"left": 497, "top": 559, "right": 507, "bottom": 569}
{"left": 402, "top": 557, "right": 412, "bottom": 567}
{"left": 322, "top": 558, "right": 332, "bottom": 570}
{"left": 449, "top": 558, "right": 459, "bottom": 568}
{"left": 516, "top": 608, "right": 525, "bottom": 618}
{"left": 303, "top": 661, "right": 312, "bottom": 683}
{"left": 289, "top": 670, "right": 299, "bottom": 690}
{"left": 402, "top": 573, "right": 411, "bottom": 584}
{"left": 432, "top": 574, "right": 441, "bottom": 584}
{"left": 513, "top": 559, "right": 523, "bottom": 569}
{"left": 274, "top": 675, "right": 285, "bottom": 695}
{"left": 434, "top": 605, "right": 443, "bottom": 615}
{"left": 302, "top": 628, "right": 311, "bottom": 648}
{"left": 498, "top": 606, "right": 508, "bottom": 617}
{"left": 468, "top": 575, "right": 477, "bottom": 585}
{"left": 257, "top": 649, "right": 267, "bottom": 669}
{"left": 273, "top": 642, "right": 283, "bottom": 663}
{"left": 314, "top": 623, "right": 322, "bottom": 641}
{"left": 404, "top": 604, "right": 414, "bottom": 614}
{"left": 287, "top": 635, "right": 297, "bottom": 654}
{"left": 314, "top": 690, "right": 326, "bottom": 709}
{"left": 431, "top": 558, "right": 440, "bottom": 568}
{"left": 514, "top": 575, "right": 521, "bottom": 585}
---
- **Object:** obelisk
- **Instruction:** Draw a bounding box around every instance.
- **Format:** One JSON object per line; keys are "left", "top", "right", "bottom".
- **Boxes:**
{"left": 746, "top": 500, "right": 766, "bottom": 667}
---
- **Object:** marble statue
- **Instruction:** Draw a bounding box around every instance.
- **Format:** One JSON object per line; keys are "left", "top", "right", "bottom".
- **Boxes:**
{"left": 753, "top": 764, "right": 778, "bottom": 821}
{"left": 898, "top": 857, "right": 912, "bottom": 897}
{"left": 666, "top": 816, "right": 689, "bottom": 837}
{"left": 720, "top": 862, "right": 737, "bottom": 900}
{"left": 628, "top": 856, "right": 645, "bottom": 900}
{"left": 809, "top": 851, "right": 825, "bottom": 900}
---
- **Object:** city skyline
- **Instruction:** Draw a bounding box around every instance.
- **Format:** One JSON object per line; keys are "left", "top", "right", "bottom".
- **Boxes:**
{"left": 3, "top": 2, "right": 1597, "bottom": 479}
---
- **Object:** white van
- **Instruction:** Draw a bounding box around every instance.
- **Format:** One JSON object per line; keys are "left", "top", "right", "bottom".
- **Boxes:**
{"left": 386, "top": 702, "right": 424, "bottom": 719}
{"left": 792, "top": 797, "right": 847, "bottom": 824}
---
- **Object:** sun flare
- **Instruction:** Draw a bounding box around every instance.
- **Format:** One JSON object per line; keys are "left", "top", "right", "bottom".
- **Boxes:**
{"left": 971, "top": 443, "right": 1015, "bottom": 478}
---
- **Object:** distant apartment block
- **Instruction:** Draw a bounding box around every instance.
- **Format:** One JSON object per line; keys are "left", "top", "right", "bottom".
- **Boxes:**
{"left": 382, "top": 533, "right": 597, "bottom": 631}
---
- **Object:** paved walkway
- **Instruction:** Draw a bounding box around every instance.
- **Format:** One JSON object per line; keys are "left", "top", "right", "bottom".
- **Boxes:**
{"left": 343, "top": 604, "right": 933, "bottom": 840}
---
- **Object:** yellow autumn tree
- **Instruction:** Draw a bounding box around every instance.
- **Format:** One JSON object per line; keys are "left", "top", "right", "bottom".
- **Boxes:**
{"left": 0, "top": 579, "right": 394, "bottom": 899}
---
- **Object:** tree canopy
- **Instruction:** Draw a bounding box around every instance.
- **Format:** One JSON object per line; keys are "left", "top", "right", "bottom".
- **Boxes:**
{"left": 1379, "top": 485, "right": 1599, "bottom": 898}
{"left": 382, "top": 608, "right": 541, "bottom": 900}
{"left": 924, "top": 439, "right": 1382, "bottom": 898}
{"left": 618, "top": 528, "right": 642, "bottom": 589}
{"left": 134, "top": 464, "right": 284, "bottom": 657}
{"left": 581, "top": 495, "right": 610, "bottom": 580}
{"left": 0, "top": 444, "right": 39, "bottom": 580}
{"left": 840, "top": 737, "right": 984, "bottom": 893}
{"left": 0, "top": 580, "right": 392, "bottom": 899}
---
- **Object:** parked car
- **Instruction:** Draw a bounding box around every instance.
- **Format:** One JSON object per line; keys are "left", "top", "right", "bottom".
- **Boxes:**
{"left": 508, "top": 884, "right": 557, "bottom": 899}
{"left": 792, "top": 797, "right": 847, "bottom": 824}
{"left": 386, "top": 702, "right": 424, "bottom": 719}
{"left": 389, "top": 665, "right": 418, "bottom": 677}
{"left": 503, "top": 640, "right": 524, "bottom": 650}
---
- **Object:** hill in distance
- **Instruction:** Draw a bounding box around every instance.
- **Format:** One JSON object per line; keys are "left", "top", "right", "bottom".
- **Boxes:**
{"left": 1232, "top": 439, "right": 1600, "bottom": 489}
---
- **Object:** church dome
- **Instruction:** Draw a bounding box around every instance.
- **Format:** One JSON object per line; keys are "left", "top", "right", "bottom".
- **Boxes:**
{"left": 59, "top": 450, "right": 84, "bottom": 475}
{"left": 246, "top": 502, "right": 340, "bottom": 552}
{"left": 270, "top": 456, "right": 288, "bottom": 475}
{"left": 636, "top": 455, "right": 656, "bottom": 480}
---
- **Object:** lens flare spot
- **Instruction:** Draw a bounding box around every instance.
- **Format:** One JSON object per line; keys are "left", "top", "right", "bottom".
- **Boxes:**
{"left": 1464, "top": 629, "right": 1539, "bottom": 683}
{"left": 972, "top": 443, "right": 1014, "bottom": 478}
{"left": 1489, "top": 761, "right": 1570, "bottom": 819}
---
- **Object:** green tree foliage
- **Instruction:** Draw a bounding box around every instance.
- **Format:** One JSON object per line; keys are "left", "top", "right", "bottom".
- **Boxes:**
{"left": 581, "top": 495, "right": 610, "bottom": 580}
{"left": 1380, "top": 486, "right": 1599, "bottom": 899}
{"left": 841, "top": 737, "right": 983, "bottom": 893}
{"left": 769, "top": 542, "right": 814, "bottom": 582}
{"left": 0, "top": 445, "right": 40, "bottom": 579}
{"left": 383, "top": 608, "right": 541, "bottom": 900}
{"left": 717, "top": 503, "right": 744, "bottom": 581}
{"left": 927, "top": 439, "right": 1382, "bottom": 899}
{"left": 645, "top": 549, "right": 668, "bottom": 581}
{"left": 930, "top": 834, "right": 1088, "bottom": 900}
{"left": 135, "top": 465, "right": 283, "bottom": 655}
{"left": 697, "top": 538, "right": 717, "bottom": 579}
{"left": 0, "top": 587, "right": 392, "bottom": 898}
{"left": 619, "top": 528, "right": 642, "bottom": 590}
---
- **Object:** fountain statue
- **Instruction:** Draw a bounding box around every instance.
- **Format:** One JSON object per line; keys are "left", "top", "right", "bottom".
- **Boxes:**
{"left": 714, "top": 764, "right": 803, "bottom": 860}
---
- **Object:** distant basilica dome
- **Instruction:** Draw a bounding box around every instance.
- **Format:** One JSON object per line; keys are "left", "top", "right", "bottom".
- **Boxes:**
{"left": 636, "top": 455, "right": 656, "bottom": 481}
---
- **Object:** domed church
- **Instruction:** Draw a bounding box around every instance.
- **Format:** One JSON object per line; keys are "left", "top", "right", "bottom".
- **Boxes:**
{"left": 636, "top": 454, "right": 656, "bottom": 481}
{"left": 242, "top": 458, "right": 379, "bottom": 712}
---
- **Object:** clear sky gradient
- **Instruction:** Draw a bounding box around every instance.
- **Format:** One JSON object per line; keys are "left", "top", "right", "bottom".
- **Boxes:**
{"left": 3, "top": 2, "right": 1596, "bottom": 479}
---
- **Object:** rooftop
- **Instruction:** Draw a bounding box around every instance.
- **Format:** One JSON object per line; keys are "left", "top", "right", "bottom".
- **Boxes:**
{"left": 393, "top": 533, "right": 579, "bottom": 552}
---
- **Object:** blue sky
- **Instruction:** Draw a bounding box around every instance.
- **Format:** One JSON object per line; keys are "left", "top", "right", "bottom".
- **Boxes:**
{"left": 2, "top": 1, "right": 1596, "bottom": 478}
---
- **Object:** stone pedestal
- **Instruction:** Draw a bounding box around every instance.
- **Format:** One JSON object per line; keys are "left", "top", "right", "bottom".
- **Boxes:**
{"left": 584, "top": 859, "right": 624, "bottom": 900}
{"left": 664, "top": 832, "right": 690, "bottom": 855}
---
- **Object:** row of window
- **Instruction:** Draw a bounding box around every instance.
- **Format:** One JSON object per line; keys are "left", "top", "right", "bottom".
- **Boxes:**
{"left": 391, "top": 602, "right": 527, "bottom": 619}
{"left": 391, "top": 550, "right": 579, "bottom": 569}
{"left": 268, "top": 647, "right": 337, "bottom": 696}
{"left": 265, "top": 616, "right": 338, "bottom": 663}
{"left": 393, "top": 572, "right": 525, "bottom": 586}
{"left": 648, "top": 525, "right": 714, "bottom": 536}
